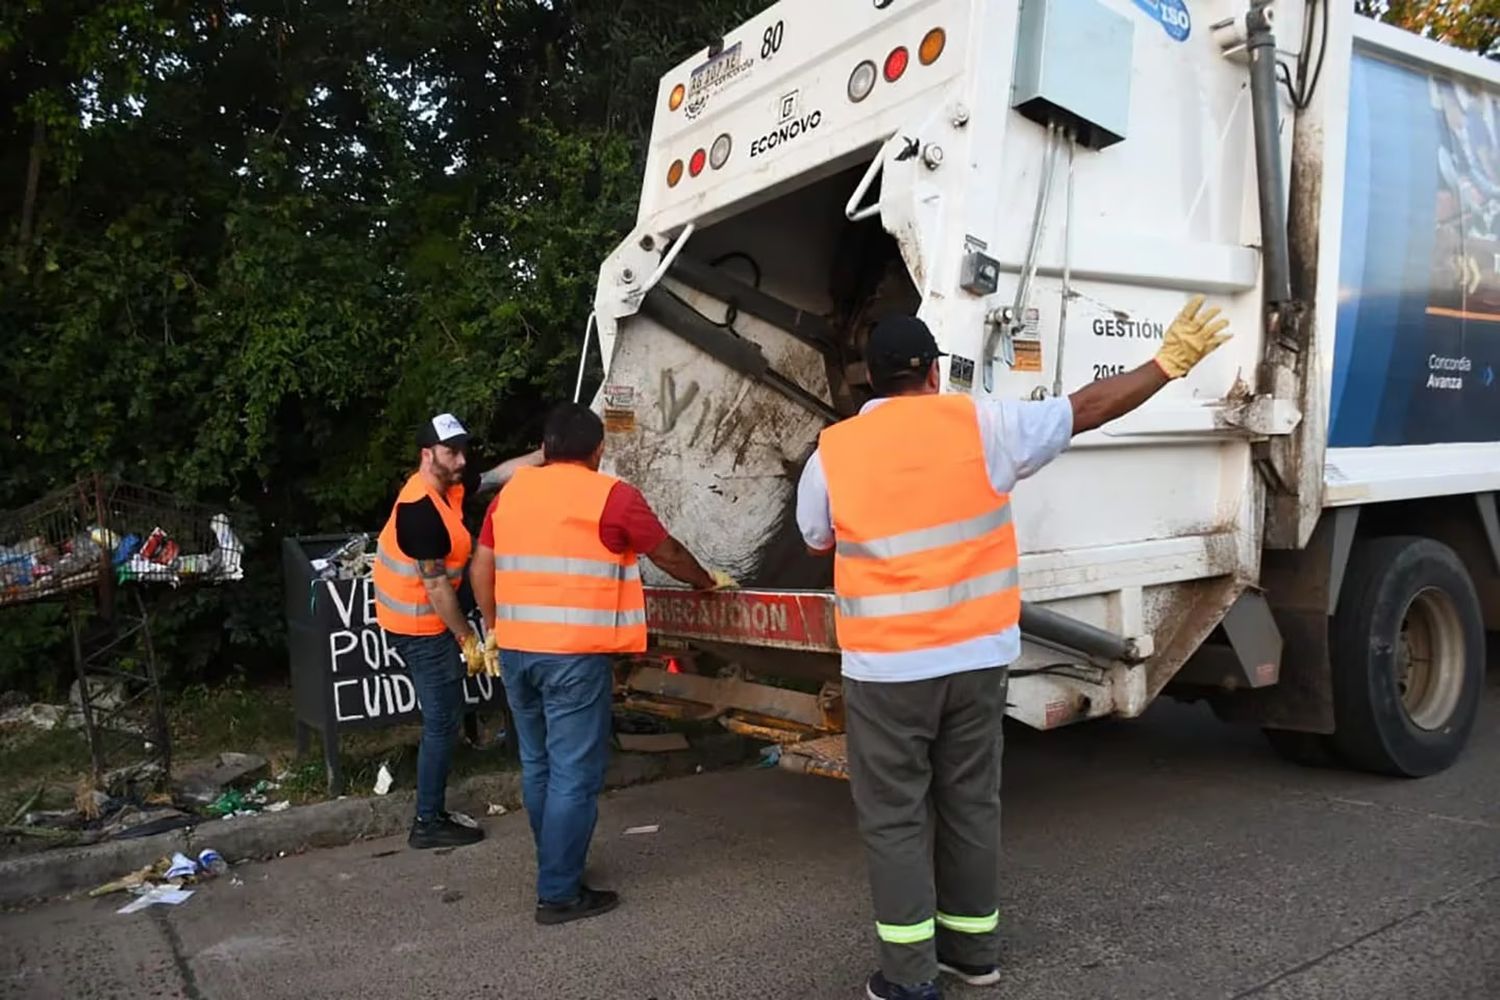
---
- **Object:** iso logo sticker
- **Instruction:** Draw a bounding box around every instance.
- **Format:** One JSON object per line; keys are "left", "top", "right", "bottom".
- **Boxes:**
{"left": 1131, "top": 0, "right": 1190, "bottom": 42}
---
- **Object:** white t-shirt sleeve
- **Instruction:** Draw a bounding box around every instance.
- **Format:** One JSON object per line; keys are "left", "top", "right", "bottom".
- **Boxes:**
{"left": 796, "top": 450, "right": 836, "bottom": 552}
{"left": 977, "top": 396, "right": 1074, "bottom": 491}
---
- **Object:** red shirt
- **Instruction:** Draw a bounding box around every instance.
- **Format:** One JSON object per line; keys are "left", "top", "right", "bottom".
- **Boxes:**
{"left": 479, "top": 480, "right": 668, "bottom": 555}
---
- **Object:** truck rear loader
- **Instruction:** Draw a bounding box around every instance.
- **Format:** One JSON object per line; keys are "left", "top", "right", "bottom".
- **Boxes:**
{"left": 580, "top": 0, "right": 1500, "bottom": 778}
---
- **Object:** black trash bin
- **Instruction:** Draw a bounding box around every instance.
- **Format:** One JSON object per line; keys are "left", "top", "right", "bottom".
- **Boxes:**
{"left": 282, "top": 535, "right": 510, "bottom": 796}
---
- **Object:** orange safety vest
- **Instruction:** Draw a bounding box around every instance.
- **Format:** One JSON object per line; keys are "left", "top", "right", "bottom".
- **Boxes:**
{"left": 819, "top": 394, "right": 1020, "bottom": 655}
{"left": 490, "top": 463, "right": 647, "bottom": 654}
{"left": 372, "top": 473, "right": 472, "bottom": 636}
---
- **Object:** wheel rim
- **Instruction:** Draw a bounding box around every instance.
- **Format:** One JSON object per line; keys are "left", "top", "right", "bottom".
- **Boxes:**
{"left": 1396, "top": 587, "right": 1466, "bottom": 731}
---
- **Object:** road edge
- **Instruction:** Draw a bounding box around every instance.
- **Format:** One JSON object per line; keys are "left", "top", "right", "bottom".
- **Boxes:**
{"left": 0, "top": 732, "right": 755, "bottom": 907}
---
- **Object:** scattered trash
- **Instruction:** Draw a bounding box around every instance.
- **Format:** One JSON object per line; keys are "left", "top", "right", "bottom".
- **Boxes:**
{"left": 0, "top": 702, "right": 70, "bottom": 731}
{"left": 373, "top": 764, "right": 394, "bottom": 796}
{"left": 756, "top": 745, "right": 783, "bottom": 768}
{"left": 265, "top": 800, "right": 291, "bottom": 813}
{"left": 210, "top": 514, "right": 245, "bottom": 581}
{"left": 102, "top": 761, "right": 166, "bottom": 798}
{"left": 616, "top": 732, "right": 690, "bottom": 753}
{"left": 91, "top": 864, "right": 157, "bottom": 898}
{"left": 174, "top": 751, "right": 270, "bottom": 806}
{"left": 447, "top": 811, "right": 478, "bottom": 829}
{"left": 624, "top": 824, "right": 660, "bottom": 836}
{"left": 76, "top": 787, "right": 112, "bottom": 821}
{"left": 310, "top": 533, "right": 372, "bottom": 581}
{"left": 108, "top": 807, "right": 194, "bottom": 840}
{"left": 118, "top": 886, "right": 194, "bottom": 914}
{"left": 21, "top": 809, "right": 79, "bottom": 829}
{"left": 486, "top": 803, "right": 508, "bottom": 817}
{"left": 230, "top": 876, "right": 245, "bottom": 887}
{"left": 165, "top": 852, "right": 200, "bottom": 881}
{"left": 198, "top": 849, "right": 229, "bottom": 877}
{"left": 205, "top": 789, "right": 257, "bottom": 817}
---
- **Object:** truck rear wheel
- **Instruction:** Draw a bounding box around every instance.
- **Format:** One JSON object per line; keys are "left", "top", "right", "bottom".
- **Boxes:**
{"left": 1329, "top": 536, "right": 1484, "bottom": 777}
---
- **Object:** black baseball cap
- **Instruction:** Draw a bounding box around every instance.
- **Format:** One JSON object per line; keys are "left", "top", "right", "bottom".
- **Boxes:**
{"left": 417, "top": 412, "right": 470, "bottom": 450}
{"left": 865, "top": 315, "right": 946, "bottom": 382}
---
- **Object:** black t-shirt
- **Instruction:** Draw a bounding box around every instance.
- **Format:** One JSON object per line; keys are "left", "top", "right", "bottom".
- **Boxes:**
{"left": 392, "top": 460, "right": 493, "bottom": 559}
{"left": 394, "top": 496, "right": 455, "bottom": 560}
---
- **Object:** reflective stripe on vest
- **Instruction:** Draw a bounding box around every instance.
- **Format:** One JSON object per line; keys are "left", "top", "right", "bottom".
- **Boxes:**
{"left": 372, "top": 473, "right": 471, "bottom": 637}
{"left": 835, "top": 504, "right": 1013, "bottom": 561}
{"left": 496, "top": 605, "right": 648, "bottom": 628}
{"left": 494, "top": 554, "right": 641, "bottom": 583}
{"left": 836, "top": 566, "right": 1020, "bottom": 620}
{"left": 377, "top": 545, "right": 464, "bottom": 584}
{"left": 819, "top": 395, "right": 1021, "bottom": 655}
{"left": 490, "top": 463, "right": 648, "bottom": 655}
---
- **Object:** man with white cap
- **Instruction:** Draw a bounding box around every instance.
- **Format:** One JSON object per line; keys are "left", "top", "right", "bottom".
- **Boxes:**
{"left": 373, "top": 412, "right": 539, "bottom": 849}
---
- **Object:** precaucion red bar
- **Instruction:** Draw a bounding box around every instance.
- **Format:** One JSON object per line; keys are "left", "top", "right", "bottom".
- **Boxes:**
{"left": 643, "top": 587, "right": 839, "bottom": 653}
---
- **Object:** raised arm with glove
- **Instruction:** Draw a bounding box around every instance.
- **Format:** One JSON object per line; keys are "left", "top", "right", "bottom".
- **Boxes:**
{"left": 1068, "top": 295, "right": 1233, "bottom": 434}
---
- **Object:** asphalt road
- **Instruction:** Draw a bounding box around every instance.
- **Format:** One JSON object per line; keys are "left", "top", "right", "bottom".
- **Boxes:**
{"left": 4, "top": 674, "right": 1498, "bottom": 1000}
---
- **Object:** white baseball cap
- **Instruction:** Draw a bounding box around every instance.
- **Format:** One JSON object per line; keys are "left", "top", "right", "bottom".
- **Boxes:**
{"left": 417, "top": 413, "right": 470, "bottom": 450}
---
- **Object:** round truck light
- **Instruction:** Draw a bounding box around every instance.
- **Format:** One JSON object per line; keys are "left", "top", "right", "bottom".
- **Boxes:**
{"left": 667, "top": 159, "right": 684, "bottom": 187}
{"left": 883, "top": 46, "right": 910, "bottom": 82}
{"left": 919, "top": 28, "right": 946, "bottom": 65}
{"left": 689, "top": 148, "right": 708, "bottom": 176}
{"left": 847, "top": 60, "right": 877, "bottom": 102}
{"left": 709, "top": 133, "right": 733, "bottom": 169}
{"left": 669, "top": 83, "right": 685, "bottom": 111}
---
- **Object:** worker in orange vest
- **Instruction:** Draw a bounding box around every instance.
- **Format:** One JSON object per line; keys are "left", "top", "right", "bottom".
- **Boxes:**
{"left": 373, "top": 413, "right": 540, "bottom": 851}
{"left": 798, "top": 301, "right": 1230, "bottom": 1000}
{"left": 471, "top": 401, "right": 729, "bottom": 924}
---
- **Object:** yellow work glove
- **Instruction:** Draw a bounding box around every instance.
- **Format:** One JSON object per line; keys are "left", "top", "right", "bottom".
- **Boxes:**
{"left": 460, "top": 632, "right": 485, "bottom": 677}
{"left": 483, "top": 631, "right": 502, "bottom": 679}
{"left": 710, "top": 568, "right": 738, "bottom": 590}
{"left": 1153, "top": 295, "right": 1233, "bottom": 378}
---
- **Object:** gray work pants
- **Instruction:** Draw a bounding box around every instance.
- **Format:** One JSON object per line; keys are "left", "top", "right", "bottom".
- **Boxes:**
{"left": 845, "top": 666, "right": 1008, "bottom": 987}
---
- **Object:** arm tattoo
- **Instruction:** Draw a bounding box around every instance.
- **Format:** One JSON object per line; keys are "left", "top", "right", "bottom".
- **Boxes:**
{"left": 416, "top": 559, "right": 447, "bottom": 580}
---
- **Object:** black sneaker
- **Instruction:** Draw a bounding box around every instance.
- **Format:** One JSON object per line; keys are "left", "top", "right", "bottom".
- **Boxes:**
{"left": 408, "top": 814, "right": 484, "bottom": 850}
{"left": 866, "top": 971, "right": 941, "bottom": 1000}
{"left": 937, "top": 957, "right": 1001, "bottom": 987}
{"left": 535, "top": 886, "right": 620, "bottom": 926}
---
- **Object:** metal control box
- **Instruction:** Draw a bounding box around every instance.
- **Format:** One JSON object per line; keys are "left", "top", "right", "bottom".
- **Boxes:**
{"left": 1011, "top": 0, "right": 1134, "bottom": 149}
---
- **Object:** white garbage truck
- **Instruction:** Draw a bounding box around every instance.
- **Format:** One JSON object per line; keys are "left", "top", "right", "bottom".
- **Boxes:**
{"left": 580, "top": 0, "right": 1500, "bottom": 777}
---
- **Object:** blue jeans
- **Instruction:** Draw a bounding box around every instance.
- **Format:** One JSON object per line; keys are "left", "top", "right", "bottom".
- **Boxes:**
{"left": 393, "top": 633, "right": 463, "bottom": 821}
{"left": 502, "top": 651, "right": 614, "bottom": 904}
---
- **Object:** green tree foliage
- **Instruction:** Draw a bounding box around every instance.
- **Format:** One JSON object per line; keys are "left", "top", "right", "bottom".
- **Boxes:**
{"left": 0, "top": 0, "right": 754, "bottom": 688}
{"left": 1356, "top": 0, "right": 1500, "bottom": 56}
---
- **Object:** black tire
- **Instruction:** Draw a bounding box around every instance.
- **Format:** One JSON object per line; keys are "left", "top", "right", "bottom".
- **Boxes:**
{"left": 1329, "top": 536, "right": 1485, "bottom": 777}
{"left": 1262, "top": 728, "right": 1339, "bottom": 768}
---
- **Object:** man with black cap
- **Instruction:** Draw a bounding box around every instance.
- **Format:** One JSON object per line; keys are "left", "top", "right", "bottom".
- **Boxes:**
{"left": 798, "top": 299, "right": 1230, "bottom": 1000}
{"left": 373, "top": 412, "right": 540, "bottom": 850}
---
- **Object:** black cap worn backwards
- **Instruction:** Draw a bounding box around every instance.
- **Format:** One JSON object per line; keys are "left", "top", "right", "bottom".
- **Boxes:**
{"left": 865, "top": 315, "right": 946, "bottom": 383}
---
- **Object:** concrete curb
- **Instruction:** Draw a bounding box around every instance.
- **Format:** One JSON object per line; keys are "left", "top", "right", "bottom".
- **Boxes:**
{"left": 0, "top": 733, "right": 754, "bottom": 907}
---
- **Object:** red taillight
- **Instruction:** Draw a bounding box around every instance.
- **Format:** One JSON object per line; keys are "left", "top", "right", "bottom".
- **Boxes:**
{"left": 883, "top": 46, "right": 909, "bottom": 82}
{"left": 689, "top": 148, "right": 707, "bottom": 176}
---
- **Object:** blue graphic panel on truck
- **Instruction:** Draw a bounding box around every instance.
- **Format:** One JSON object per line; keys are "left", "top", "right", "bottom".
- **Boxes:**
{"left": 1330, "top": 52, "right": 1500, "bottom": 447}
